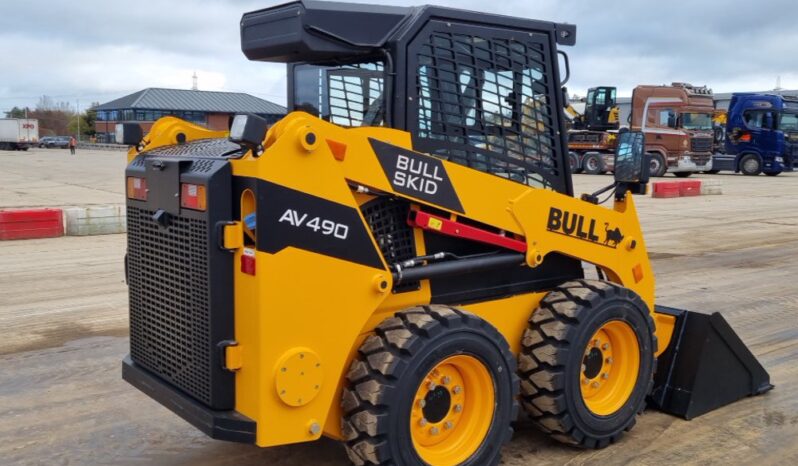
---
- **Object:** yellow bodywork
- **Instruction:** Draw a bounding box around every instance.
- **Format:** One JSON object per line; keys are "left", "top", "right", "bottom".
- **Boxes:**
{"left": 133, "top": 112, "right": 675, "bottom": 447}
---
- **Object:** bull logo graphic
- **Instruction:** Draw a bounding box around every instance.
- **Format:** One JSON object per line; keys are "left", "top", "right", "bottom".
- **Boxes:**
{"left": 604, "top": 223, "right": 624, "bottom": 247}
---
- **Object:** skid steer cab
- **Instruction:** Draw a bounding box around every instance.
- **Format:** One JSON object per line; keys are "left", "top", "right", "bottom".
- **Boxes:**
{"left": 121, "top": 1, "right": 772, "bottom": 465}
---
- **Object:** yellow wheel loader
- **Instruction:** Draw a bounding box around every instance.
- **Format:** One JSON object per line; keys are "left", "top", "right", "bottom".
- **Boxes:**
{"left": 120, "top": 2, "right": 772, "bottom": 465}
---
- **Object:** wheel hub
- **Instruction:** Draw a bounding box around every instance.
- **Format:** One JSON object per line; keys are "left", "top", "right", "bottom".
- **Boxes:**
{"left": 580, "top": 320, "right": 640, "bottom": 416}
{"left": 422, "top": 386, "right": 452, "bottom": 423}
{"left": 410, "top": 355, "right": 495, "bottom": 466}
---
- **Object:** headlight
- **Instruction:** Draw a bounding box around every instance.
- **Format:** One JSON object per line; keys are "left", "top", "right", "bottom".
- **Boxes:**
{"left": 229, "top": 113, "right": 269, "bottom": 149}
{"left": 115, "top": 123, "right": 143, "bottom": 145}
{"left": 775, "top": 156, "right": 784, "bottom": 163}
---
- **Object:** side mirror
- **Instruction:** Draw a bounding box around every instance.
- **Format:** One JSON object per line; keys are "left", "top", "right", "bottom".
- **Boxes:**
{"left": 614, "top": 131, "right": 648, "bottom": 185}
{"left": 115, "top": 123, "right": 143, "bottom": 146}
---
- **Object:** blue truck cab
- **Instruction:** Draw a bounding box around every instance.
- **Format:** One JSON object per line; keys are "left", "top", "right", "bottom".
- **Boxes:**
{"left": 714, "top": 93, "right": 798, "bottom": 175}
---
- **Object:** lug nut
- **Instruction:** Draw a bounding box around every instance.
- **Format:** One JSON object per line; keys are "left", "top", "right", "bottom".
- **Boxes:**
{"left": 418, "top": 400, "right": 426, "bottom": 408}
{"left": 593, "top": 339, "right": 600, "bottom": 347}
{"left": 601, "top": 373, "right": 609, "bottom": 380}
{"left": 444, "top": 421, "right": 454, "bottom": 430}
{"left": 453, "top": 404, "right": 462, "bottom": 413}
{"left": 419, "top": 418, "right": 428, "bottom": 427}
{"left": 428, "top": 382, "right": 436, "bottom": 391}
{"left": 430, "top": 427, "right": 440, "bottom": 435}
{"left": 442, "top": 376, "right": 451, "bottom": 385}
{"left": 581, "top": 364, "right": 586, "bottom": 373}
{"left": 606, "top": 357, "right": 613, "bottom": 364}
{"left": 582, "top": 378, "right": 589, "bottom": 385}
{"left": 591, "top": 381, "right": 600, "bottom": 388}
{"left": 602, "top": 343, "right": 609, "bottom": 350}
{"left": 453, "top": 385, "right": 462, "bottom": 394}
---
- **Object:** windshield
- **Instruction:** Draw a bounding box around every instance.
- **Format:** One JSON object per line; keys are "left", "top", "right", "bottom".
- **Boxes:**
{"left": 293, "top": 61, "right": 385, "bottom": 127}
{"left": 779, "top": 112, "right": 798, "bottom": 131}
{"left": 681, "top": 112, "right": 712, "bottom": 130}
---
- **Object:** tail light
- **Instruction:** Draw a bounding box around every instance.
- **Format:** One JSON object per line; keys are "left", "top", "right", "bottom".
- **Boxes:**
{"left": 127, "top": 177, "right": 148, "bottom": 201}
{"left": 181, "top": 183, "right": 207, "bottom": 211}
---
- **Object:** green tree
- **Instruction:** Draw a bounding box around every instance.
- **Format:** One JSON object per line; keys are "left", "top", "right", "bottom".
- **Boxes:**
{"left": 4, "top": 106, "right": 30, "bottom": 118}
{"left": 67, "top": 111, "right": 96, "bottom": 138}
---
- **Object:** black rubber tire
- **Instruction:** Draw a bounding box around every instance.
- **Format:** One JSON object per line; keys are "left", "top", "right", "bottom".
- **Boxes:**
{"left": 648, "top": 153, "right": 667, "bottom": 177}
{"left": 518, "top": 280, "right": 656, "bottom": 449}
{"left": 582, "top": 153, "right": 605, "bottom": 175}
{"left": 342, "top": 306, "right": 518, "bottom": 466}
{"left": 569, "top": 152, "right": 583, "bottom": 174}
{"left": 673, "top": 172, "right": 692, "bottom": 178}
{"left": 765, "top": 171, "right": 781, "bottom": 177}
{"left": 703, "top": 170, "right": 720, "bottom": 174}
{"left": 739, "top": 154, "right": 762, "bottom": 176}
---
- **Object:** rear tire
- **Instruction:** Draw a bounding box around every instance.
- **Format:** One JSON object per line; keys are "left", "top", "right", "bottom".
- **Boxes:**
{"left": 518, "top": 280, "right": 656, "bottom": 449}
{"left": 703, "top": 170, "right": 720, "bottom": 174}
{"left": 765, "top": 171, "right": 781, "bottom": 177}
{"left": 740, "top": 154, "right": 762, "bottom": 176}
{"left": 673, "top": 172, "right": 692, "bottom": 178}
{"left": 582, "top": 153, "right": 605, "bottom": 175}
{"left": 342, "top": 306, "right": 518, "bottom": 466}
{"left": 648, "top": 153, "right": 667, "bottom": 177}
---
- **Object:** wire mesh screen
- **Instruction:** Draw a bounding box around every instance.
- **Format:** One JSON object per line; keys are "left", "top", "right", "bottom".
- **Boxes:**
{"left": 293, "top": 62, "right": 385, "bottom": 127}
{"left": 411, "top": 29, "right": 564, "bottom": 191}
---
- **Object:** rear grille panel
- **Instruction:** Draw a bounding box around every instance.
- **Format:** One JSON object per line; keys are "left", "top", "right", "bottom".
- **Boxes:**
{"left": 126, "top": 155, "right": 234, "bottom": 409}
{"left": 127, "top": 207, "right": 213, "bottom": 403}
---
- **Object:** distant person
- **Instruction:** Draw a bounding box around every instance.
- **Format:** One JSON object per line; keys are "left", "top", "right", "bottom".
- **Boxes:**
{"left": 69, "top": 136, "right": 77, "bottom": 155}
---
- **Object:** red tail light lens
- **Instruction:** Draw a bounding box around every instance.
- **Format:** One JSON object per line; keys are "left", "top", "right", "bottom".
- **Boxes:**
{"left": 181, "top": 183, "right": 207, "bottom": 211}
{"left": 126, "top": 177, "right": 147, "bottom": 201}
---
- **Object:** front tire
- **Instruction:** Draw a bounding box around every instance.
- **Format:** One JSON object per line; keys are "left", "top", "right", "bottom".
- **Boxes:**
{"left": 519, "top": 280, "right": 656, "bottom": 448}
{"left": 740, "top": 154, "right": 762, "bottom": 176}
{"left": 569, "top": 152, "right": 583, "bottom": 174}
{"left": 648, "top": 153, "right": 667, "bottom": 177}
{"left": 673, "top": 172, "right": 692, "bottom": 178}
{"left": 342, "top": 306, "right": 518, "bottom": 466}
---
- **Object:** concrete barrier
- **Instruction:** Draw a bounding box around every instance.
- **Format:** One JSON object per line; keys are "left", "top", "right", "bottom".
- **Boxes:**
{"left": 64, "top": 205, "right": 126, "bottom": 236}
{"left": 701, "top": 179, "right": 723, "bottom": 195}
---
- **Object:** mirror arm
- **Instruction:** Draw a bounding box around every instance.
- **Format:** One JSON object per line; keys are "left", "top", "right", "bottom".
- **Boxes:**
{"left": 581, "top": 182, "right": 618, "bottom": 205}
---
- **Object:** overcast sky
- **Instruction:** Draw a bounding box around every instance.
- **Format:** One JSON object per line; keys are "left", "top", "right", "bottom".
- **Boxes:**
{"left": 1, "top": 0, "right": 797, "bottom": 113}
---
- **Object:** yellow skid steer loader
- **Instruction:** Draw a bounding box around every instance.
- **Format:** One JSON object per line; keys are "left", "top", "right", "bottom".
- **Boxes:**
{"left": 120, "top": 2, "right": 771, "bottom": 465}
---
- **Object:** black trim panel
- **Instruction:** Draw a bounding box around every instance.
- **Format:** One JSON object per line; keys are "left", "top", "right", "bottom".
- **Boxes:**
{"left": 122, "top": 355, "right": 256, "bottom": 444}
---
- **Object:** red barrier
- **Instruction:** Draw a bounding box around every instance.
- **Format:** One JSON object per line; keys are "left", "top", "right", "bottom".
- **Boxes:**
{"left": 0, "top": 208, "right": 64, "bottom": 240}
{"left": 652, "top": 181, "right": 681, "bottom": 198}
{"left": 678, "top": 180, "right": 702, "bottom": 197}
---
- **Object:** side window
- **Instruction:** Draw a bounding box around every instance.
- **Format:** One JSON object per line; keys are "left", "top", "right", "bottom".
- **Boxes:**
{"left": 593, "top": 88, "right": 607, "bottom": 105}
{"left": 657, "top": 108, "right": 677, "bottom": 128}
{"left": 744, "top": 111, "right": 775, "bottom": 130}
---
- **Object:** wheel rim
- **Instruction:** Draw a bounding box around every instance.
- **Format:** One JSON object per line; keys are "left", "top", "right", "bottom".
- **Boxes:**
{"left": 580, "top": 320, "right": 640, "bottom": 416}
{"left": 586, "top": 158, "right": 598, "bottom": 171}
{"left": 410, "top": 355, "right": 495, "bottom": 466}
{"left": 649, "top": 157, "right": 661, "bottom": 174}
{"left": 743, "top": 158, "right": 759, "bottom": 173}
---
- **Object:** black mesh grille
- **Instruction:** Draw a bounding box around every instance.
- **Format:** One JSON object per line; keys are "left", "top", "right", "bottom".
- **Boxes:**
{"left": 143, "top": 138, "right": 243, "bottom": 158}
{"left": 127, "top": 206, "right": 213, "bottom": 405}
{"left": 690, "top": 137, "right": 713, "bottom": 153}
{"left": 361, "top": 198, "right": 418, "bottom": 292}
{"left": 361, "top": 198, "right": 415, "bottom": 264}
{"left": 413, "top": 29, "right": 562, "bottom": 190}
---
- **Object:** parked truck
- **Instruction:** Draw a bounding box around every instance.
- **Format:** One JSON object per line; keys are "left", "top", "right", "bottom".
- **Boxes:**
{"left": 630, "top": 83, "right": 714, "bottom": 177}
{"left": 0, "top": 118, "right": 39, "bottom": 151}
{"left": 711, "top": 93, "right": 798, "bottom": 176}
